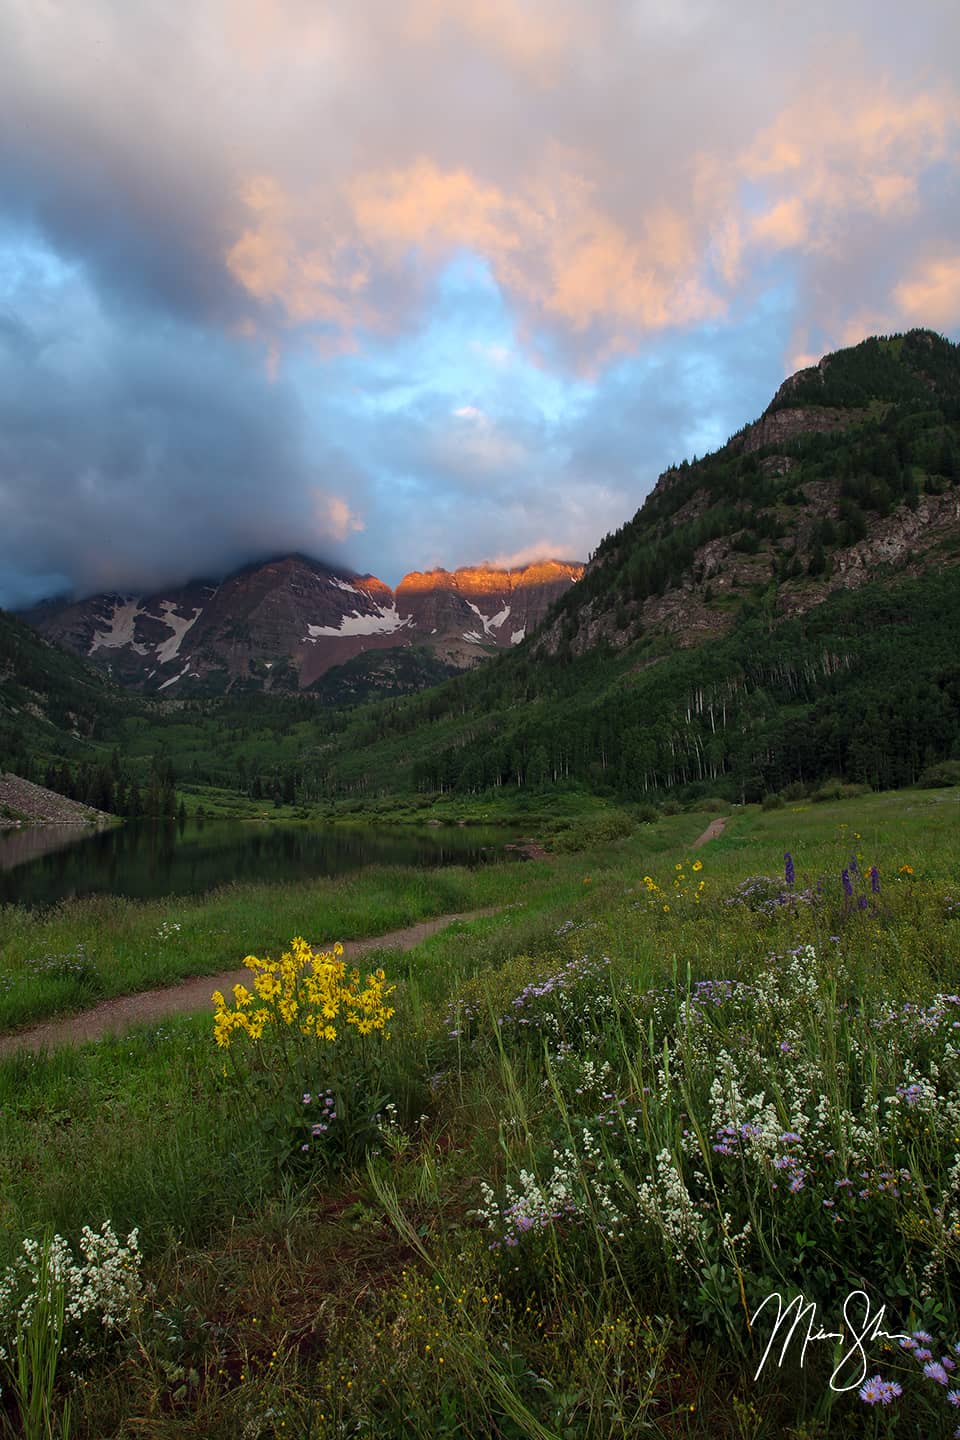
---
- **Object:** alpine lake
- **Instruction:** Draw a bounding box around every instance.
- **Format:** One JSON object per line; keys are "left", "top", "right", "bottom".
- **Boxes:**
{"left": 0, "top": 816, "right": 519, "bottom": 909}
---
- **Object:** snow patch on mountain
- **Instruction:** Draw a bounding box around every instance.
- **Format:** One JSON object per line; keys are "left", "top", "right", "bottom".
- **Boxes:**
{"left": 89, "top": 599, "right": 149, "bottom": 655}
{"left": 158, "top": 661, "right": 193, "bottom": 690}
{"left": 155, "top": 602, "right": 203, "bottom": 664}
{"left": 465, "top": 600, "right": 511, "bottom": 636}
{"left": 511, "top": 628, "right": 525, "bottom": 644}
{"left": 304, "top": 603, "right": 412, "bottom": 640}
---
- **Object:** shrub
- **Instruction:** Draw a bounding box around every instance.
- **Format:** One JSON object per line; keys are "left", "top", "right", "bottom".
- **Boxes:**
{"left": 918, "top": 759, "right": 960, "bottom": 787}
{"left": 549, "top": 808, "right": 635, "bottom": 852}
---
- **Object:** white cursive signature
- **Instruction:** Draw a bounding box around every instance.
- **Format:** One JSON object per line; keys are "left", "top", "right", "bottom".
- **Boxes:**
{"left": 751, "top": 1289, "right": 911, "bottom": 1391}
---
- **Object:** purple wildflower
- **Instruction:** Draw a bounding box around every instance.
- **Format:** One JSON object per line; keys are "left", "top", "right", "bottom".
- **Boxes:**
{"left": 870, "top": 865, "right": 880, "bottom": 893}
{"left": 857, "top": 895, "right": 869, "bottom": 911}
{"left": 923, "top": 1361, "right": 950, "bottom": 1385}
{"left": 842, "top": 868, "right": 853, "bottom": 898}
{"left": 784, "top": 851, "right": 795, "bottom": 886}
{"left": 859, "top": 1376, "right": 901, "bottom": 1405}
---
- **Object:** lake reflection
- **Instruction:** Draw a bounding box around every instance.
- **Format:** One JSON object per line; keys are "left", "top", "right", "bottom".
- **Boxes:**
{"left": 0, "top": 818, "right": 513, "bottom": 908}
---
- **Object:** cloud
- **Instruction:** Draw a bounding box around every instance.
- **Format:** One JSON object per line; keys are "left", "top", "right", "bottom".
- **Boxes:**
{"left": 895, "top": 256, "right": 960, "bottom": 327}
{"left": 0, "top": 239, "right": 362, "bottom": 606}
{"left": 407, "top": 0, "right": 584, "bottom": 81}
{"left": 229, "top": 156, "right": 726, "bottom": 369}
{"left": 0, "top": 0, "right": 958, "bottom": 605}
{"left": 219, "top": 65, "right": 960, "bottom": 377}
{"left": 316, "top": 493, "right": 366, "bottom": 543}
{"left": 752, "top": 199, "right": 807, "bottom": 250}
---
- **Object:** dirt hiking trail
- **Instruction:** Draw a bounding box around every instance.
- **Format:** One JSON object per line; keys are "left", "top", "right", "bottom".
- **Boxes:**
{"left": 692, "top": 816, "right": 726, "bottom": 848}
{"left": 0, "top": 908, "right": 502, "bottom": 1058}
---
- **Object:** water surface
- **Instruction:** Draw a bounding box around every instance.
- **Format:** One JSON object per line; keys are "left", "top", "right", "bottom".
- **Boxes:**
{"left": 0, "top": 818, "right": 514, "bottom": 908}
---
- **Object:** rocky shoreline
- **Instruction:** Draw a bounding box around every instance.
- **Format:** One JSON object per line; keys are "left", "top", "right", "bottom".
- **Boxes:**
{"left": 0, "top": 772, "right": 113, "bottom": 827}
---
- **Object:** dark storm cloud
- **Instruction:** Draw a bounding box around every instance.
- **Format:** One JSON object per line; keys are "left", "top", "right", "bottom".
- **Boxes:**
{"left": 0, "top": 0, "right": 958, "bottom": 604}
{"left": 0, "top": 249, "right": 360, "bottom": 607}
{"left": 0, "top": 1, "right": 257, "bottom": 330}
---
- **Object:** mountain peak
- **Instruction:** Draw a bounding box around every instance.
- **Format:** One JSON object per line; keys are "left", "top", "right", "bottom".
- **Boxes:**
{"left": 22, "top": 552, "right": 584, "bottom": 697}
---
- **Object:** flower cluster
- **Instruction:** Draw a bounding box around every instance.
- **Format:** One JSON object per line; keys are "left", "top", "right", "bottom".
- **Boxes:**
{"left": 637, "top": 859, "right": 705, "bottom": 914}
{"left": 0, "top": 943, "right": 101, "bottom": 996}
{"left": 723, "top": 874, "right": 820, "bottom": 919}
{"left": 298, "top": 1090, "right": 338, "bottom": 1153}
{"left": 858, "top": 1330, "right": 960, "bottom": 1433}
{"left": 0, "top": 1223, "right": 143, "bottom": 1368}
{"left": 474, "top": 1127, "right": 626, "bottom": 1249}
{"left": 212, "top": 936, "right": 395, "bottom": 1049}
{"left": 494, "top": 955, "right": 614, "bottom": 1059}
{"left": 858, "top": 1374, "right": 902, "bottom": 1404}
{"left": 840, "top": 852, "right": 883, "bottom": 914}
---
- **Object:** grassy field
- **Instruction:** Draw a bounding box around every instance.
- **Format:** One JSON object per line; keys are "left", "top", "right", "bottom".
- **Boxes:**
{"left": 0, "top": 789, "right": 958, "bottom": 1437}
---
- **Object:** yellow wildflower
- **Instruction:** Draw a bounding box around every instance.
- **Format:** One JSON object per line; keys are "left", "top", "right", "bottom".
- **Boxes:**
{"left": 211, "top": 935, "right": 395, "bottom": 1052}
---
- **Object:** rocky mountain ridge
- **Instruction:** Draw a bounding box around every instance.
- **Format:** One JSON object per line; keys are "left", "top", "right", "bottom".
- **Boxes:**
{"left": 535, "top": 328, "right": 960, "bottom": 660}
{"left": 23, "top": 557, "right": 583, "bottom": 695}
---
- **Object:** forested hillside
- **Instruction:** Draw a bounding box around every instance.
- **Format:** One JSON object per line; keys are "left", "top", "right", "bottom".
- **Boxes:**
{"left": 540, "top": 329, "right": 960, "bottom": 658}
{"left": 0, "top": 609, "right": 133, "bottom": 769}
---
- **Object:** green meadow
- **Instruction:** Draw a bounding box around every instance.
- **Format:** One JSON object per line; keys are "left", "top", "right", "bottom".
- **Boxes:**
{"left": 0, "top": 788, "right": 959, "bottom": 1438}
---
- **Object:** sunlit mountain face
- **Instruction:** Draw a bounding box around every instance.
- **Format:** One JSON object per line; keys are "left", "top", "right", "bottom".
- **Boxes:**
{"left": 21, "top": 555, "right": 584, "bottom": 695}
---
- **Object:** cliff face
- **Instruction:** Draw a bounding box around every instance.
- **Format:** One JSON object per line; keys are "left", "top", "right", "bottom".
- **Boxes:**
{"left": 738, "top": 404, "right": 864, "bottom": 454}
{"left": 396, "top": 561, "right": 582, "bottom": 663}
{"left": 23, "top": 557, "right": 584, "bottom": 695}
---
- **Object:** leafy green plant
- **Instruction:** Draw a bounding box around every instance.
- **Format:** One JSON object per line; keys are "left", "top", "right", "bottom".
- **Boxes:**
{"left": 8, "top": 1234, "right": 70, "bottom": 1440}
